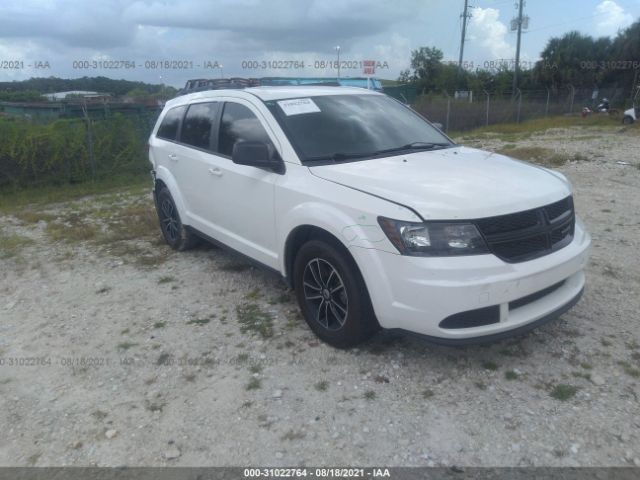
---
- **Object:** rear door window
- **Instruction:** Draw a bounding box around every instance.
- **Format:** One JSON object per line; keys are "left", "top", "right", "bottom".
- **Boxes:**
{"left": 180, "top": 102, "right": 220, "bottom": 150}
{"left": 157, "top": 105, "right": 187, "bottom": 141}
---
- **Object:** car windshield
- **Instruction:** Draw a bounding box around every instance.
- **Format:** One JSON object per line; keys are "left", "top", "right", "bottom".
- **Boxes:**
{"left": 265, "top": 94, "right": 453, "bottom": 163}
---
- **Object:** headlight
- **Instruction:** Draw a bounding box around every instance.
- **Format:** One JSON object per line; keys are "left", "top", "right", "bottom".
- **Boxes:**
{"left": 378, "top": 217, "right": 489, "bottom": 256}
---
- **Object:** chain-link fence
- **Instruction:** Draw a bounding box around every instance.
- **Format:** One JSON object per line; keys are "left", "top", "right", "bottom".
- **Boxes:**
{"left": 403, "top": 86, "right": 632, "bottom": 133}
{"left": 0, "top": 108, "right": 160, "bottom": 189}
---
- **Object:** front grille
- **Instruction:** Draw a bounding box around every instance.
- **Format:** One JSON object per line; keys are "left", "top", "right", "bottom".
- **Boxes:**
{"left": 475, "top": 197, "right": 575, "bottom": 263}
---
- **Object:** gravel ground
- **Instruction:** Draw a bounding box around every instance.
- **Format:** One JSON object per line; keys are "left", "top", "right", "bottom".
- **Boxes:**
{"left": 1, "top": 125, "right": 639, "bottom": 467}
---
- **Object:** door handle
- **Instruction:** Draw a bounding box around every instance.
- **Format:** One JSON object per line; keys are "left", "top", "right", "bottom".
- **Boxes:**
{"left": 208, "top": 167, "right": 223, "bottom": 177}
{"left": 168, "top": 154, "right": 178, "bottom": 162}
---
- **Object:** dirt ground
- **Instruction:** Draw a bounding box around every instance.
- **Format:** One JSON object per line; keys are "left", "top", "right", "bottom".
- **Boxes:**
{"left": 1, "top": 124, "right": 639, "bottom": 467}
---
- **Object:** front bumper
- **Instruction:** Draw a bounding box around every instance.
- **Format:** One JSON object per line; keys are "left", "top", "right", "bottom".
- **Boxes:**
{"left": 351, "top": 219, "right": 591, "bottom": 341}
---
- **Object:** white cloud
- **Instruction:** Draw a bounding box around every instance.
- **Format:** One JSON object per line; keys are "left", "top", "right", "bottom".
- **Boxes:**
{"left": 594, "top": 0, "right": 634, "bottom": 36}
{"left": 467, "top": 7, "right": 512, "bottom": 61}
{"left": 373, "top": 34, "right": 411, "bottom": 73}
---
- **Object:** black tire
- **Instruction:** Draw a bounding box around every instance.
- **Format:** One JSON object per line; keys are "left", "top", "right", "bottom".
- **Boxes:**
{"left": 155, "top": 187, "right": 200, "bottom": 251}
{"left": 293, "top": 239, "right": 379, "bottom": 348}
{"left": 623, "top": 115, "right": 634, "bottom": 125}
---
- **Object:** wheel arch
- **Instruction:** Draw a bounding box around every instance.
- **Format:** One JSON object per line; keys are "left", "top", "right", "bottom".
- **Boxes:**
{"left": 153, "top": 166, "right": 188, "bottom": 224}
{"left": 283, "top": 225, "right": 348, "bottom": 288}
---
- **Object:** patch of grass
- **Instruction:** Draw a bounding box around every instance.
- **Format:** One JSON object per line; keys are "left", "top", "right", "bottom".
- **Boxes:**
{"left": 364, "top": 390, "right": 376, "bottom": 400}
{"left": 626, "top": 340, "right": 639, "bottom": 350}
{"left": 249, "top": 364, "right": 263, "bottom": 374}
{"left": 145, "top": 401, "right": 166, "bottom": 412}
{"left": 474, "top": 381, "right": 487, "bottom": 390}
{"left": 120, "top": 328, "right": 130, "bottom": 335}
{"left": 276, "top": 293, "right": 291, "bottom": 304}
{"left": 504, "top": 370, "right": 519, "bottom": 381}
{"left": 0, "top": 174, "right": 149, "bottom": 213}
{"left": 96, "top": 286, "right": 111, "bottom": 294}
{"left": 602, "top": 264, "right": 620, "bottom": 279}
{"left": 315, "top": 380, "right": 329, "bottom": 392}
{"left": 186, "top": 316, "right": 212, "bottom": 326}
{"left": 246, "top": 378, "right": 262, "bottom": 390}
{"left": 101, "top": 202, "right": 159, "bottom": 243}
{"left": 580, "top": 362, "right": 593, "bottom": 370}
{"left": 281, "top": 429, "right": 306, "bottom": 441}
{"left": 482, "top": 360, "right": 499, "bottom": 371}
{"left": 549, "top": 384, "right": 579, "bottom": 401}
{"left": 156, "top": 353, "right": 171, "bottom": 365}
{"left": 132, "top": 252, "right": 169, "bottom": 268}
{"left": 46, "top": 213, "right": 98, "bottom": 242}
{"left": 153, "top": 321, "right": 167, "bottom": 329}
{"left": 456, "top": 115, "right": 617, "bottom": 138}
{"left": 91, "top": 410, "right": 108, "bottom": 420}
{"left": 0, "top": 229, "right": 34, "bottom": 259}
{"left": 618, "top": 361, "right": 640, "bottom": 378}
{"left": 600, "top": 338, "right": 613, "bottom": 347}
{"left": 13, "top": 210, "right": 58, "bottom": 224}
{"left": 236, "top": 303, "right": 274, "bottom": 339}
{"left": 236, "top": 353, "right": 250, "bottom": 364}
{"left": 422, "top": 388, "right": 435, "bottom": 398}
{"left": 496, "top": 146, "right": 572, "bottom": 167}
{"left": 244, "top": 288, "right": 261, "bottom": 300}
{"left": 572, "top": 371, "right": 592, "bottom": 381}
{"left": 158, "top": 276, "right": 175, "bottom": 284}
{"left": 117, "top": 342, "right": 138, "bottom": 351}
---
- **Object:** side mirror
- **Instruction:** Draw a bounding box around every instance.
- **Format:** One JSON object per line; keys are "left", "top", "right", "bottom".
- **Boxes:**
{"left": 232, "top": 141, "right": 284, "bottom": 173}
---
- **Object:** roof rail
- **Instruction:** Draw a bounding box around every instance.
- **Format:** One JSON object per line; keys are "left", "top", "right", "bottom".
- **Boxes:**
{"left": 176, "top": 78, "right": 261, "bottom": 96}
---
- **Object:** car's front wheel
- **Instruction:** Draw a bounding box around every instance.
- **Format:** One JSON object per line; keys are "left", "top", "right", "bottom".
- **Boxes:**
{"left": 293, "top": 239, "right": 379, "bottom": 348}
{"left": 155, "top": 187, "right": 200, "bottom": 251}
{"left": 623, "top": 115, "right": 634, "bottom": 125}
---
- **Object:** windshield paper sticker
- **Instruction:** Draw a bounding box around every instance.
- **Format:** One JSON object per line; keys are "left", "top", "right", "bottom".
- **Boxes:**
{"left": 277, "top": 98, "right": 321, "bottom": 116}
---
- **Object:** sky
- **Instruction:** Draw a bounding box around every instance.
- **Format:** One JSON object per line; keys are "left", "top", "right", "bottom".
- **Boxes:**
{"left": 0, "top": 0, "right": 638, "bottom": 88}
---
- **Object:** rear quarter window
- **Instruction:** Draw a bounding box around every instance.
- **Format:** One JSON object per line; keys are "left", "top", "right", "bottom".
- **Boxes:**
{"left": 157, "top": 105, "right": 187, "bottom": 141}
{"left": 180, "top": 102, "right": 219, "bottom": 150}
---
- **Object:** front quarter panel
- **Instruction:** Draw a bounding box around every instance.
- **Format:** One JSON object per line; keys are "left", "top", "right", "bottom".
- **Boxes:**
{"left": 275, "top": 163, "right": 416, "bottom": 274}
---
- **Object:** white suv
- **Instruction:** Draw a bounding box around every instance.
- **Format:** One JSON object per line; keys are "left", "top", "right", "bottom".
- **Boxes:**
{"left": 149, "top": 85, "right": 591, "bottom": 348}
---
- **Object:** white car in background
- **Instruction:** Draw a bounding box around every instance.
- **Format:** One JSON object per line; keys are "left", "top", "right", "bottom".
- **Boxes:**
{"left": 148, "top": 86, "right": 591, "bottom": 348}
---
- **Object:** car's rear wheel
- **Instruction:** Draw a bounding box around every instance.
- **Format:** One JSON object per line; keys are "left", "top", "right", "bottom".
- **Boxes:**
{"left": 156, "top": 187, "right": 199, "bottom": 251}
{"left": 623, "top": 115, "right": 634, "bottom": 125}
{"left": 293, "top": 239, "right": 378, "bottom": 348}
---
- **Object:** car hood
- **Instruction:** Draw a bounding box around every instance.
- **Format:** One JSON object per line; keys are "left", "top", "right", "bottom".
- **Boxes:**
{"left": 309, "top": 146, "right": 572, "bottom": 219}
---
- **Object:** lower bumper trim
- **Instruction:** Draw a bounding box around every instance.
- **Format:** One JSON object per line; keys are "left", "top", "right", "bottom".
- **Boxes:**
{"left": 390, "top": 287, "right": 584, "bottom": 346}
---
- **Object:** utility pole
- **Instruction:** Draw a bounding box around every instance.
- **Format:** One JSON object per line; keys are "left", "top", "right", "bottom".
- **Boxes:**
{"left": 458, "top": 0, "right": 472, "bottom": 73}
{"left": 512, "top": 0, "right": 525, "bottom": 94}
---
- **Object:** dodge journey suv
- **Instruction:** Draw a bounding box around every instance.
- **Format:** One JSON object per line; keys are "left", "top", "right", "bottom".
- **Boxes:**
{"left": 148, "top": 85, "right": 591, "bottom": 348}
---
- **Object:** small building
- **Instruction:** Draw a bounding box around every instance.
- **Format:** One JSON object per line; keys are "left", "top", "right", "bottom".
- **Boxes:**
{"left": 42, "top": 91, "right": 111, "bottom": 102}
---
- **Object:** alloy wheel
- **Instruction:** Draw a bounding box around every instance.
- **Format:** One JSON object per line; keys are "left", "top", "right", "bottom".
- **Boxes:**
{"left": 160, "top": 198, "right": 179, "bottom": 243}
{"left": 302, "top": 258, "right": 348, "bottom": 330}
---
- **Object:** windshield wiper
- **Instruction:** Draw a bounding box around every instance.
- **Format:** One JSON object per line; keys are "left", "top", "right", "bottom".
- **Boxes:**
{"left": 306, "top": 142, "right": 451, "bottom": 163}
{"left": 307, "top": 151, "right": 375, "bottom": 162}
{"left": 373, "top": 141, "right": 450, "bottom": 155}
